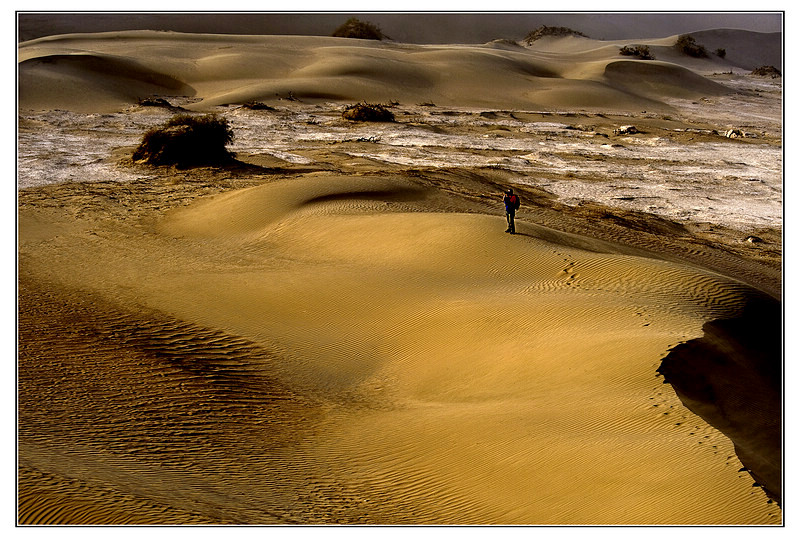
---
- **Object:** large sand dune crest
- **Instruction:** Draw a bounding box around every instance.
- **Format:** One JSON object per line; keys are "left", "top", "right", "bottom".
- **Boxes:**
{"left": 158, "top": 175, "right": 428, "bottom": 239}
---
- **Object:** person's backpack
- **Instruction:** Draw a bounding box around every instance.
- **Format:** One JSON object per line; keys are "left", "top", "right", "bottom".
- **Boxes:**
{"left": 509, "top": 194, "right": 520, "bottom": 210}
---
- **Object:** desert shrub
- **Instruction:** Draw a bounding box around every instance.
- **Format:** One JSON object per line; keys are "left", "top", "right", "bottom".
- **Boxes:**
{"left": 752, "top": 65, "right": 781, "bottom": 77}
{"left": 138, "top": 96, "right": 175, "bottom": 108}
{"left": 242, "top": 101, "right": 276, "bottom": 111}
{"left": 342, "top": 102, "right": 395, "bottom": 122}
{"left": 675, "top": 34, "right": 708, "bottom": 58}
{"left": 714, "top": 47, "right": 726, "bottom": 58}
{"left": 619, "top": 45, "right": 654, "bottom": 60}
{"left": 524, "top": 26, "right": 587, "bottom": 44}
{"left": 331, "top": 18, "right": 386, "bottom": 40}
{"left": 132, "top": 113, "right": 235, "bottom": 167}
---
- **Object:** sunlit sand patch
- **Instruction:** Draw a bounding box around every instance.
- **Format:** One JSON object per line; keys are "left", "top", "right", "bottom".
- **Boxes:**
{"left": 118, "top": 178, "right": 776, "bottom": 524}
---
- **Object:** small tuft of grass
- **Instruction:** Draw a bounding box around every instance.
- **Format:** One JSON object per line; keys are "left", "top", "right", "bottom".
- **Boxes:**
{"left": 132, "top": 114, "right": 235, "bottom": 167}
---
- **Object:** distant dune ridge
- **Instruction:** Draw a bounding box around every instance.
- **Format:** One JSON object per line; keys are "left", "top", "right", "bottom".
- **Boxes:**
{"left": 17, "top": 24, "right": 782, "bottom": 525}
{"left": 15, "top": 12, "right": 784, "bottom": 45}
{"left": 18, "top": 28, "right": 780, "bottom": 113}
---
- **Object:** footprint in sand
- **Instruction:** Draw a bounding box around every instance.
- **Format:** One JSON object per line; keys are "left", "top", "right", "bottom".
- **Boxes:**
{"left": 561, "top": 262, "right": 578, "bottom": 286}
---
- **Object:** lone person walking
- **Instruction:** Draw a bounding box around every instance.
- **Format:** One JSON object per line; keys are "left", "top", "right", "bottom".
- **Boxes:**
{"left": 503, "top": 189, "right": 520, "bottom": 234}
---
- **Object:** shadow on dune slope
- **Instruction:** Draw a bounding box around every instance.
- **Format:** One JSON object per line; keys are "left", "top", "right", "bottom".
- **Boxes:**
{"left": 19, "top": 53, "right": 195, "bottom": 109}
{"left": 604, "top": 59, "right": 731, "bottom": 99}
{"left": 657, "top": 290, "right": 782, "bottom": 505}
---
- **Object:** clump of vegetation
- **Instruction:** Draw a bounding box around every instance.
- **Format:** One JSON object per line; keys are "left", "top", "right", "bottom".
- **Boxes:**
{"left": 242, "top": 101, "right": 276, "bottom": 111}
{"left": 342, "top": 102, "right": 395, "bottom": 122}
{"left": 132, "top": 114, "right": 235, "bottom": 167}
{"left": 524, "top": 26, "right": 587, "bottom": 44}
{"left": 714, "top": 47, "right": 726, "bottom": 58}
{"left": 331, "top": 17, "right": 386, "bottom": 40}
{"left": 619, "top": 45, "right": 654, "bottom": 60}
{"left": 675, "top": 34, "right": 708, "bottom": 58}
{"left": 752, "top": 65, "right": 781, "bottom": 77}
{"left": 138, "top": 96, "right": 175, "bottom": 108}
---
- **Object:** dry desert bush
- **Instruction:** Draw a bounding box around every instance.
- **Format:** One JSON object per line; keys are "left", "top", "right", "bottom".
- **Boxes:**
{"left": 524, "top": 26, "right": 587, "bottom": 45}
{"left": 242, "top": 101, "right": 276, "bottom": 111}
{"left": 675, "top": 34, "right": 708, "bottom": 58}
{"left": 137, "top": 96, "right": 176, "bottom": 108}
{"left": 132, "top": 114, "right": 235, "bottom": 167}
{"left": 342, "top": 102, "right": 396, "bottom": 122}
{"left": 331, "top": 18, "right": 386, "bottom": 40}
{"left": 752, "top": 65, "right": 781, "bottom": 77}
{"left": 619, "top": 45, "right": 654, "bottom": 60}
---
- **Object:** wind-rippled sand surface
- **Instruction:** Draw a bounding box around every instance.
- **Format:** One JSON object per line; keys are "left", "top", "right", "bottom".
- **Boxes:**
{"left": 18, "top": 28, "right": 782, "bottom": 525}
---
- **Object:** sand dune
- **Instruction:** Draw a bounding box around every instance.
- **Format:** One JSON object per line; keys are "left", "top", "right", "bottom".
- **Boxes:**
{"left": 18, "top": 28, "right": 778, "bottom": 112}
{"left": 17, "top": 27, "right": 782, "bottom": 525}
{"left": 603, "top": 60, "right": 731, "bottom": 98}
{"left": 19, "top": 171, "right": 781, "bottom": 524}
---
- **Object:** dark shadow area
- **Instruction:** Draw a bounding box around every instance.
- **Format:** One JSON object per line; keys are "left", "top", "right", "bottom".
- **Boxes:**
{"left": 304, "top": 188, "right": 427, "bottom": 206}
{"left": 19, "top": 53, "right": 195, "bottom": 103}
{"left": 656, "top": 289, "right": 782, "bottom": 505}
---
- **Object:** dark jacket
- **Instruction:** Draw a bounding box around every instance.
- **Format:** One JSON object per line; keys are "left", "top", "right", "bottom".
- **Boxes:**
{"left": 504, "top": 193, "right": 520, "bottom": 213}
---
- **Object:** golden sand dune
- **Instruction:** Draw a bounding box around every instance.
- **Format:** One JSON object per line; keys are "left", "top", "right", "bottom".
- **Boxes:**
{"left": 17, "top": 27, "right": 782, "bottom": 525}
{"left": 19, "top": 172, "right": 781, "bottom": 524}
{"left": 18, "top": 29, "right": 770, "bottom": 112}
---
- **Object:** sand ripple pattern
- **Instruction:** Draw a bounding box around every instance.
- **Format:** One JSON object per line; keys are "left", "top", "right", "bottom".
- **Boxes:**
{"left": 130, "top": 180, "right": 781, "bottom": 523}
{"left": 18, "top": 278, "right": 354, "bottom": 524}
{"left": 19, "top": 175, "right": 780, "bottom": 525}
